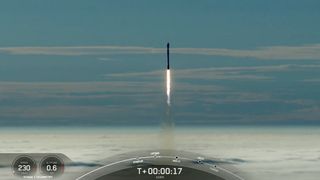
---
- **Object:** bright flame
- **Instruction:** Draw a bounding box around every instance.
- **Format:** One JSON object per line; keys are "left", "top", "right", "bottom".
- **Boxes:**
{"left": 166, "top": 69, "right": 171, "bottom": 105}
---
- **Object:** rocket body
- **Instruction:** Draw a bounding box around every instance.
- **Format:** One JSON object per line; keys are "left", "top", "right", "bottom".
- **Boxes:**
{"left": 167, "top": 43, "right": 170, "bottom": 69}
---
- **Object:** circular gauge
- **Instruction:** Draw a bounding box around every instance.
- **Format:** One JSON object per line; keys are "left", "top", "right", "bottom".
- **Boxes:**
{"left": 40, "top": 155, "right": 64, "bottom": 177}
{"left": 12, "top": 155, "right": 37, "bottom": 177}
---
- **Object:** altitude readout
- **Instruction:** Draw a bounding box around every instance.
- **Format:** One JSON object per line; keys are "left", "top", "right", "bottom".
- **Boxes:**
{"left": 40, "top": 156, "right": 64, "bottom": 177}
{"left": 137, "top": 167, "right": 183, "bottom": 175}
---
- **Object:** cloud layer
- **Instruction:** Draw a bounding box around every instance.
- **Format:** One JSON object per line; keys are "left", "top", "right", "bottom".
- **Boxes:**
{"left": 1, "top": 44, "right": 320, "bottom": 60}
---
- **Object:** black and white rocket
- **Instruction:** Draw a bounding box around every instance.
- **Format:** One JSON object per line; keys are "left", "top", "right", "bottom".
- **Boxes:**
{"left": 167, "top": 43, "right": 170, "bottom": 69}
{"left": 166, "top": 43, "right": 171, "bottom": 106}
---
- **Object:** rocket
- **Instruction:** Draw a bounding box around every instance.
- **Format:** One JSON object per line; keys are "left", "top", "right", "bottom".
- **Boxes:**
{"left": 165, "top": 43, "right": 171, "bottom": 105}
{"left": 167, "top": 43, "right": 170, "bottom": 69}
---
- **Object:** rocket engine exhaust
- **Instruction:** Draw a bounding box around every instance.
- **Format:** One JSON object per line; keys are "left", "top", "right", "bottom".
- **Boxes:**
{"left": 166, "top": 69, "right": 171, "bottom": 106}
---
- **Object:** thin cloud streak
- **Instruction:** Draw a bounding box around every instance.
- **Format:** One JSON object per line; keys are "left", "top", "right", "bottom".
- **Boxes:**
{"left": 105, "top": 64, "right": 320, "bottom": 81}
{"left": 1, "top": 44, "right": 320, "bottom": 60}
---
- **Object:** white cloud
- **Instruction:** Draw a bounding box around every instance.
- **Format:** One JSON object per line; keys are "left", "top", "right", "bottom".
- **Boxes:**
{"left": 1, "top": 44, "right": 320, "bottom": 60}
{"left": 0, "top": 46, "right": 162, "bottom": 56}
{"left": 173, "top": 44, "right": 320, "bottom": 60}
{"left": 105, "top": 64, "right": 320, "bottom": 81}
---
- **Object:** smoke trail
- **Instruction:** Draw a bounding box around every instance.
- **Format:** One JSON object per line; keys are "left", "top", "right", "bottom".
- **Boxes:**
{"left": 161, "top": 69, "right": 175, "bottom": 149}
{"left": 166, "top": 69, "right": 171, "bottom": 106}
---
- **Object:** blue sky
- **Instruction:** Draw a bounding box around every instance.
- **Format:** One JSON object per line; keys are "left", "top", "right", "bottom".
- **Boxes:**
{"left": 1, "top": 1, "right": 320, "bottom": 126}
